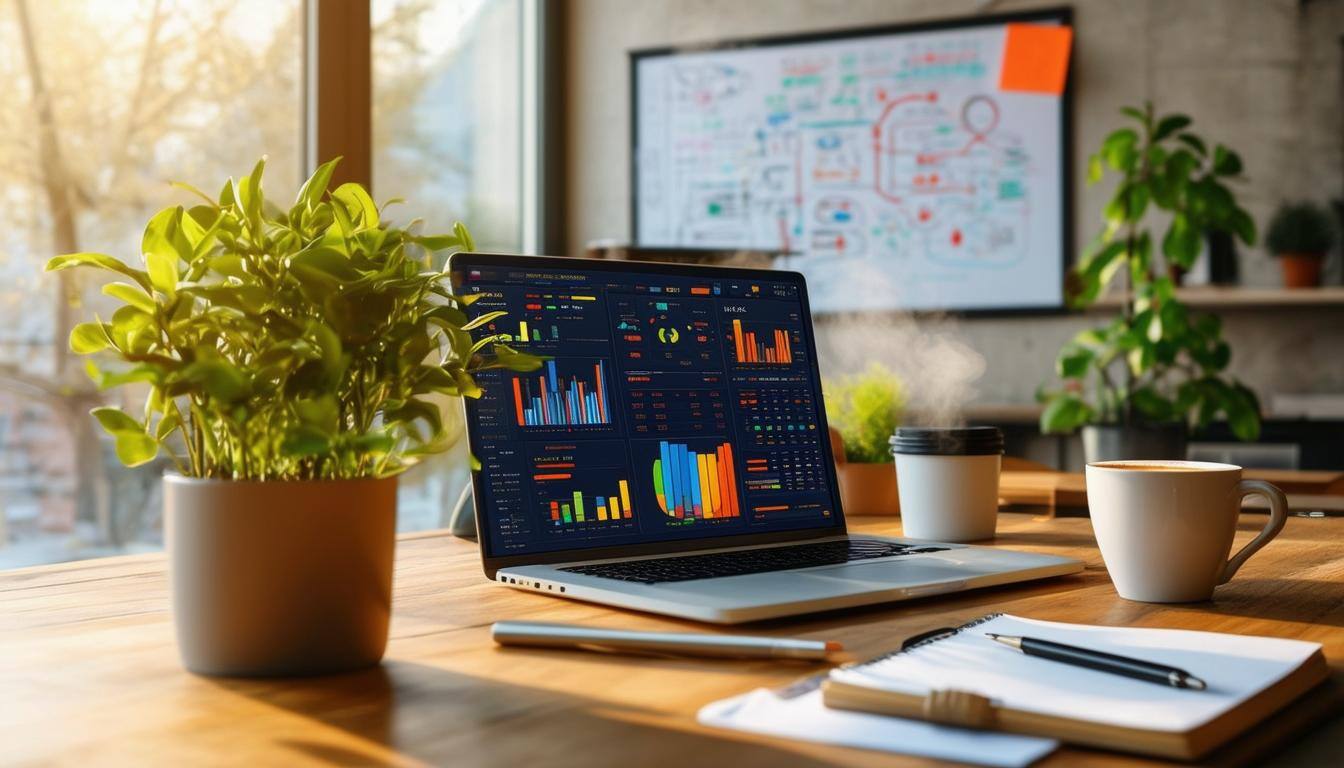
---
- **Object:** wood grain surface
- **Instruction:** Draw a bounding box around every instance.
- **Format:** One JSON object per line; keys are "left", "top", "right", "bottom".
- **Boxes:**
{"left": 2, "top": 513, "right": 1342, "bottom": 767}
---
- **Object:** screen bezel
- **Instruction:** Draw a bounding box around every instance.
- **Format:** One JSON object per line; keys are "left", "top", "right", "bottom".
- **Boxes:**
{"left": 447, "top": 252, "right": 848, "bottom": 577}
{"left": 628, "top": 6, "right": 1075, "bottom": 318}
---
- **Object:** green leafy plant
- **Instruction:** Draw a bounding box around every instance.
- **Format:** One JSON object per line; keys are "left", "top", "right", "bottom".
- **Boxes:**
{"left": 47, "top": 157, "right": 543, "bottom": 480}
{"left": 1265, "top": 201, "right": 1339, "bottom": 256}
{"left": 824, "top": 362, "right": 906, "bottom": 463}
{"left": 1040, "top": 103, "right": 1261, "bottom": 441}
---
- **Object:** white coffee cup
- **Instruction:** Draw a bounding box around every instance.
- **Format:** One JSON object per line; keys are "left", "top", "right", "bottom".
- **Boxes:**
{"left": 892, "top": 427, "right": 1002, "bottom": 542}
{"left": 1085, "top": 460, "right": 1288, "bottom": 603}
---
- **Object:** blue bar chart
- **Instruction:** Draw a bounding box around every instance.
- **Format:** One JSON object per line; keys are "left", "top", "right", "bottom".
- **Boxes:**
{"left": 513, "top": 360, "right": 611, "bottom": 427}
{"left": 651, "top": 440, "right": 740, "bottom": 520}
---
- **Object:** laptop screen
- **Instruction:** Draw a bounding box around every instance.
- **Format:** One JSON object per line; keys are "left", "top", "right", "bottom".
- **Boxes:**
{"left": 454, "top": 256, "right": 842, "bottom": 560}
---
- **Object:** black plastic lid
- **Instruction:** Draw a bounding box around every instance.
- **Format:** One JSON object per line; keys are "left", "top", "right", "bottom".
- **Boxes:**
{"left": 889, "top": 426, "right": 1004, "bottom": 456}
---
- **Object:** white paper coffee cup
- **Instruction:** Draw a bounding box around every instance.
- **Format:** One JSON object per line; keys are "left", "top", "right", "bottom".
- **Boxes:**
{"left": 891, "top": 427, "right": 1003, "bottom": 542}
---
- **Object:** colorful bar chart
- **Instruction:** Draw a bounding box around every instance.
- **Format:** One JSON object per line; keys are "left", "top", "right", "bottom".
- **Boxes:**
{"left": 731, "top": 318, "right": 794, "bottom": 364}
{"left": 512, "top": 360, "right": 611, "bottom": 427}
{"left": 515, "top": 319, "right": 560, "bottom": 343}
{"left": 652, "top": 440, "right": 740, "bottom": 519}
{"left": 544, "top": 479, "right": 634, "bottom": 524}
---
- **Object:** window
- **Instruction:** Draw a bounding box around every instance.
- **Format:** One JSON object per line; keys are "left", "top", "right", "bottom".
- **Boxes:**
{"left": 0, "top": 0, "right": 303, "bottom": 568}
{"left": 372, "top": 0, "right": 536, "bottom": 532}
{"left": 0, "top": 0, "right": 543, "bottom": 568}
{"left": 372, "top": 0, "right": 527, "bottom": 253}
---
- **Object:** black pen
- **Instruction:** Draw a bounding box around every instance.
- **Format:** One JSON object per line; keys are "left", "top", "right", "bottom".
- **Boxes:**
{"left": 985, "top": 633, "right": 1208, "bottom": 690}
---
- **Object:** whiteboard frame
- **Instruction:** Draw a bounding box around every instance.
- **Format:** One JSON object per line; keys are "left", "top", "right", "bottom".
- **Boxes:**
{"left": 628, "top": 6, "right": 1075, "bottom": 317}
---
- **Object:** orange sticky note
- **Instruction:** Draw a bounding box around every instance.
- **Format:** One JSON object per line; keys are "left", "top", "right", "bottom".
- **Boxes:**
{"left": 999, "top": 23, "right": 1073, "bottom": 95}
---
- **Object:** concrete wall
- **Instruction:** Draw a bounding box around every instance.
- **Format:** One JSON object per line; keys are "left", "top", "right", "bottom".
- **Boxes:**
{"left": 563, "top": 0, "right": 1344, "bottom": 412}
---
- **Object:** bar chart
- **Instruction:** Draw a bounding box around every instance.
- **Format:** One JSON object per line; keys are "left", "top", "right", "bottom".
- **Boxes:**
{"left": 528, "top": 441, "right": 638, "bottom": 536}
{"left": 651, "top": 440, "right": 741, "bottom": 520}
{"left": 467, "top": 288, "right": 610, "bottom": 350}
{"left": 512, "top": 359, "right": 611, "bottom": 427}
{"left": 542, "top": 479, "right": 635, "bottom": 525}
{"left": 730, "top": 318, "right": 796, "bottom": 365}
{"left": 514, "top": 319, "right": 559, "bottom": 343}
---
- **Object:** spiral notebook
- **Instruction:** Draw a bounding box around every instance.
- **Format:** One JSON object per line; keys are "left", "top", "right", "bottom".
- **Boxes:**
{"left": 823, "top": 613, "right": 1329, "bottom": 760}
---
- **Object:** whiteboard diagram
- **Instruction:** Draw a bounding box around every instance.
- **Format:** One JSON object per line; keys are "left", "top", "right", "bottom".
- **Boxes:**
{"left": 633, "top": 14, "right": 1070, "bottom": 312}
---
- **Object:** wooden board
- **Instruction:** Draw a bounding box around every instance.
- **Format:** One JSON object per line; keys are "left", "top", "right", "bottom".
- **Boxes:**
{"left": 3, "top": 513, "right": 1344, "bottom": 767}
{"left": 999, "top": 470, "right": 1089, "bottom": 508}
{"left": 999, "top": 470, "right": 1344, "bottom": 510}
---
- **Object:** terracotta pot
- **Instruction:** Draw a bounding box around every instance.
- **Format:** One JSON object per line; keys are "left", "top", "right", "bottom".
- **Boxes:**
{"left": 165, "top": 475, "right": 397, "bottom": 677}
{"left": 828, "top": 426, "right": 899, "bottom": 516}
{"left": 835, "top": 461, "right": 900, "bottom": 516}
{"left": 1279, "top": 253, "right": 1325, "bottom": 288}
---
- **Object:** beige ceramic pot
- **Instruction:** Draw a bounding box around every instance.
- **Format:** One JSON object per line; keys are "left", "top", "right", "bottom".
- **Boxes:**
{"left": 165, "top": 475, "right": 397, "bottom": 677}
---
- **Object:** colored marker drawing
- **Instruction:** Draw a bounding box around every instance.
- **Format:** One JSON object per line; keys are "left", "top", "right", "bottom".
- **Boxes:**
{"left": 635, "top": 20, "right": 1065, "bottom": 311}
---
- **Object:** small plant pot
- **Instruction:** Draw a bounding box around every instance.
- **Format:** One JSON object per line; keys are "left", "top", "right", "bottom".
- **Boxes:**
{"left": 834, "top": 461, "right": 900, "bottom": 516}
{"left": 1278, "top": 253, "right": 1325, "bottom": 288}
{"left": 165, "top": 475, "right": 397, "bottom": 677}
{"left": 1081, "top": 423, "right": 1187, "bottom": 465}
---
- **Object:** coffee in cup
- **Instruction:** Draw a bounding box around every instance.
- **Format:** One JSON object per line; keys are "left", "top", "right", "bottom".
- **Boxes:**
{"left": 1085, "top": 460, "right": 1287, "bottom": 602}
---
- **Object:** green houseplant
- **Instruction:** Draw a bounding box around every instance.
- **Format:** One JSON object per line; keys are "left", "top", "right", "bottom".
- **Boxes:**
{"left": 47, "top": 157, "right": 541, "bottom": 676}
{"left": 824, "top": 362, "right": 905, "bottom": 516}
{"left": 1265, "top": 202, "right": 1338, "bottom": 288}
{"left": 1040, "top": 104, "right": 1262, "bottom": 462}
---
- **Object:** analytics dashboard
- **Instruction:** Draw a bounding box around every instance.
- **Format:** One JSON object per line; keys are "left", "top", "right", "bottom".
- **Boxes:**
{"left": 455, "top": 261, "right": 840, "bottom": 558}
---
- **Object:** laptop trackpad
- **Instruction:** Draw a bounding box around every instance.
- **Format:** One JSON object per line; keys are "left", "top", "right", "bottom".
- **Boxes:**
{"left": 805, "top": 559, "right": 973, "bottom": 586}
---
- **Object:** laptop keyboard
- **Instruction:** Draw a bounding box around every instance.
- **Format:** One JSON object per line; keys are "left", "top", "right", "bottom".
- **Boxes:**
{"left": 558, "top": 539, "right": 949, "bottom": 584}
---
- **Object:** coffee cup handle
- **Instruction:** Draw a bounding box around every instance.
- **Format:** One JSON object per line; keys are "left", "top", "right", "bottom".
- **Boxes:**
{"left": 1219, "top": 480, "right": 1288, "bottom": 586}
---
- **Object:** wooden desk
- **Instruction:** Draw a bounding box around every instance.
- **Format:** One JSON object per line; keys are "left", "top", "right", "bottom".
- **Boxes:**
{"left": 3, "top": 513, "right": 1342, "bottom": 767}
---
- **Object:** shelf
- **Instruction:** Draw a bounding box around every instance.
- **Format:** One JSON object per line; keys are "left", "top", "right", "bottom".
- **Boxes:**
{"left": 1088, "top": 286, "right": 1344, "bottom": 310}
{"left": 914, "top": 403, "right": 1344, "bottom": 425}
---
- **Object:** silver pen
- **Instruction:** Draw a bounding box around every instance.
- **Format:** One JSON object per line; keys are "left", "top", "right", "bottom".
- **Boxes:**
{"left": 491, "top": 621, "right": 842, "bottom": 660}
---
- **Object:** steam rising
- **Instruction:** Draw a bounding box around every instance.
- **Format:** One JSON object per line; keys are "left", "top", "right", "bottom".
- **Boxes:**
{"left": 794, "top": 255, "right": 988, "bottom": 428}
{"left": 806, "top": 259, "right": 989, "bottom": 430}
{"left": 814, "top": 312, "right": 986, "bottom": 428}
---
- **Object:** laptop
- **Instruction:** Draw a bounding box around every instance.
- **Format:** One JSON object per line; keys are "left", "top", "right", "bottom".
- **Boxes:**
{"left": 450, "top": 253, "right": 1081, "bottom": 623}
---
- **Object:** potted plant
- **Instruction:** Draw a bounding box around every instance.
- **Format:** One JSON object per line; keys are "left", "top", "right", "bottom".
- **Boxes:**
{"left": 1040, "top": 104, "right": 1261, "bottom": 462}
{"left": 47, "top": 157, "right": 541, "bottom": 676}
{"left": 1265, "top": 202, "right": 1338, "bottom": 288}
{"left": 824, "top": 363, "right": 905, "bottom": 516}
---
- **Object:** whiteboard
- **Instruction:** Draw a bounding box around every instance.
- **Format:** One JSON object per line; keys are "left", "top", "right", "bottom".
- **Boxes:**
{"left": 632, "top": 11, "right": 1071, "bottom": 312}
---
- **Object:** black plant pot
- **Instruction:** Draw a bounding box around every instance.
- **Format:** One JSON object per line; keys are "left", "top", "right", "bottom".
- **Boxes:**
{"left": 1081, "top": 423, "right": 1188, "bottom": 464}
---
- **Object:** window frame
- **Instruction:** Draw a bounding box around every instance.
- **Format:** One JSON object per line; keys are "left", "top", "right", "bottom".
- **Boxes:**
{"left": 304, "top": 0, "right": 549, "bottom": 253}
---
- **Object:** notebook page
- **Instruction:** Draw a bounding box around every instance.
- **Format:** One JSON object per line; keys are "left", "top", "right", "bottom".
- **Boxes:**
{"left": 829, "top": 615, "right": 1322, "bottom": 732}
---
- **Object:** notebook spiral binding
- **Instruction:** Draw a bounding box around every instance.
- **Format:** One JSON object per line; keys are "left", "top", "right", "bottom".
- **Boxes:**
{"left": 845, "top": 613, "right": 1005, "bottom": 670}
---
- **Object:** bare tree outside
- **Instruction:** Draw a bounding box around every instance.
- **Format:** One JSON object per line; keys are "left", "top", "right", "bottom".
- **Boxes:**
{"left": 0, "top": 0, "right": 302, "bottom": 565}
{"left": 0, "top": 0, "right": 525, "bottom": 568}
